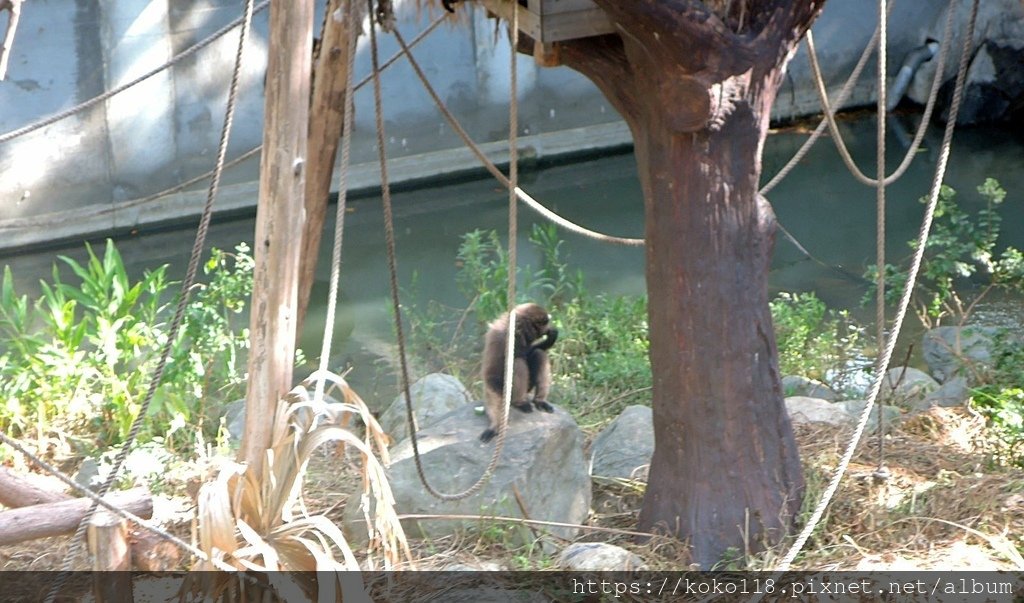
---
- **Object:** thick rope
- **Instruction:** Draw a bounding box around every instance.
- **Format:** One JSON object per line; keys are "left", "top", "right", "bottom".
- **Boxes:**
{"left": 875, "top": 0, "right": 889, "bottom": 438}
{"left": 0, "top": 0, "right": 269, "bottom": 145}
{"left": 369, "top": 0, "right": 511, "bottom": 501}
{"left": 314, "top": 0, "right": 359, "bottom": 405}
{"left": 47, "top": 0, "right": 255, "bottom": 594}
{"left": 390, "top": 28, "right": 643, "bottom": 247}
{"left": 759, "top": 0, "right": 898, "bottom": 196}
{"left": 803, "top": 2, "right": 954, "bottom": 188}
{"left": 771, "top": 0, "right": 978, "bottom": 573}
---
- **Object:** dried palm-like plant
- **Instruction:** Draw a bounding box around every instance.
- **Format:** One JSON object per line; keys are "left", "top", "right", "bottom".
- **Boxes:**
{"left": 195, "top": 370, "right": 411, "bottom": 597}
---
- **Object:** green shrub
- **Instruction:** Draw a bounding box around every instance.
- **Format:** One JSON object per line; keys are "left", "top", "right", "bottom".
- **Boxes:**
{"left": 0, "top": 240, "right": 253, "bottom": 455}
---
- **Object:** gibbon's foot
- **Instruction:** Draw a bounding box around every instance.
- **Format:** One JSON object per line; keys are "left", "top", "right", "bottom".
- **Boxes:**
{"left": 534, "top": 400, "right": 554, "bottom": 413}
{"left": 513, "top": 401, "right": 534, "bottom": 413}
{"left": 479, "top": 428, "right": 497, "bottom": 443}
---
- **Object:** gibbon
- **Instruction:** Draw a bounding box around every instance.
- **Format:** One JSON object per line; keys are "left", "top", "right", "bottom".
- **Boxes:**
{"left": 479, "top": 302, "right": 558, "bottom": 442}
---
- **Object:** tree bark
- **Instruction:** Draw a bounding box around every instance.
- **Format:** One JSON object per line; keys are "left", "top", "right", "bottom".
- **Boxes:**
{"left": 553, "top": 0, "right": 825, "bottom": 566}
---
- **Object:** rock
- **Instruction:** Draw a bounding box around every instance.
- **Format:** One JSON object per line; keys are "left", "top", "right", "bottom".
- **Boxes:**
{"left": 785, "top": 396, "right": 854, "bottom": 427}
{"left": 917, "top": 376, "right": 970, "bottom": 410}
{"left": 782, "top": 375, "right": 839, "bottom": 401}
{"left": 224, "top": 398, "right": 246, "bottom": 443}
{"left": 557, "top": 542, "right": 647, "bottom": 571}
{"left": 881, "top": 367, "right": 939, "bottom": 406}
{"left": 836, "top": 400, "right": 902, "bottom": 432}
{"left": 347, "top": 404, "right": 590, "bottom": 545}
{"left": 590, "top": 405, "right": 653, "bottom": 481}
{"left": 922, "top": 326, "right": 1000, "bottom": 383}
{"left": 910, "top": 0, "right": 1024, "bottom": 125}
{"left": 378, "top": 373, "right": 473, "bottom": 443}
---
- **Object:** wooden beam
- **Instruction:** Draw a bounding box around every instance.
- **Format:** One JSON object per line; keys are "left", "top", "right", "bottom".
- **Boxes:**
{"left": 239, "top": 0, "right": 315, "bottom": 478}
{"left": 296, "top": 0, "right": 361, "bottom": 338}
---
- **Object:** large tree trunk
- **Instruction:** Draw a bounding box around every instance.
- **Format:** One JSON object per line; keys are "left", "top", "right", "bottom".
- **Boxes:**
{"left": 552, "top": 0, "right": 825, "bottom": 566}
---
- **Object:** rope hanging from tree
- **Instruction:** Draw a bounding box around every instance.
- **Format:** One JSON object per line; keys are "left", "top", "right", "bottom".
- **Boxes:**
{"left": 372, "top": 0, "right": 523, "bottom": 501}
{"left": 772, "top": 0, "right": 979, "bottom": 574}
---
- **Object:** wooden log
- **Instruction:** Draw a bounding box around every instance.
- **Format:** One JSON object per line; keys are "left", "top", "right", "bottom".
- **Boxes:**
{"left": 0, "top": 466, "right": 71, "bottom": 508}
{"left": 0, "top": 487, "right": 152, "bottom": 546}
{"left": 239, "top": 0, "right": 314, "bottom": 478}
{"left": 89, "top": 510, "right": 133, "bottom": 603}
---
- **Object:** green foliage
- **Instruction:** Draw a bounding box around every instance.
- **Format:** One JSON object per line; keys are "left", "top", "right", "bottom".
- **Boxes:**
{"left": 864, "top": 179, "right": 1024, "bottom": 326}
{"left": 972, "top": 331, "right": 1024, "bottom": 468}
{"left": 0, "top": 240, "right": 253, "bottom": 455}
{"left": 770, "top": 291, "right": 869, "bottom": 395}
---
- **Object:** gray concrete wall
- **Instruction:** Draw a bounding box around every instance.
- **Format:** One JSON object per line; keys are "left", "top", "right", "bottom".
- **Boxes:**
{"left": 0, "top": 0, "right": 1011, "bottom": 251}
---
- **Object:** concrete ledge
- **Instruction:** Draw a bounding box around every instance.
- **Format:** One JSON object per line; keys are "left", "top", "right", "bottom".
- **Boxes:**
{"left": 0, "top": 120, "right": 633, "bottom": 254}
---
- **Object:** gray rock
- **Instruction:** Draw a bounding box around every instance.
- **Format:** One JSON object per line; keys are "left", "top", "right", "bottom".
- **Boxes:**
{"left": 917, "top": 376, "right": 971, "bottom": 410}
{"left": 785, "top": 396, "right": 854, "bottom": 427}
{"left": 378, "top": 373, "right": 473, "bottom": 443}
{"left": 881, "top": 367, "right": 939, "bottom": 406}
{"left": 590, "top": 405, "right": 653, "bottom": 480}
{"left": 909, "top": 0, "right": 1024, "bottom": 125}
{"left": 922, "top": 326, "right": 1000, "bottom": 383}
{"left": 347, "top": 404, "right": 590, "bottom": 545}
{"left": 557, "top": 542, "right": 647, "bottom": 571}
{"left": 782, "top": 375, "right": 839, "bottom": 401}
{"left": 837, "top": 400, "right": 902, "bottom": 432}
{"left": 224, "top": 398, "right": 246, "bottom": 443}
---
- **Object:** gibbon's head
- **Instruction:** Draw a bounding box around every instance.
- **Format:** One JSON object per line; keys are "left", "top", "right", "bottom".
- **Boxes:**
{"left": 514, "top": 302, "right": 553, "bottom": 347}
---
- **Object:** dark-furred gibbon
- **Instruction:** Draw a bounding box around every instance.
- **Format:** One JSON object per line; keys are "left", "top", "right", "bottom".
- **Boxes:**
{"left": 479, "top": 302, "right": 558, "bottom": 443}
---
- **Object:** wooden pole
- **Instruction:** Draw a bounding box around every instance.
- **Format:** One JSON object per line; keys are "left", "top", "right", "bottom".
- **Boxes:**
{"left": 238, "top": 0, "right": 315, "bottom": 478}
{"left": 89, "top": 510, "right": 133, "bottom": 603}
{"left": 0, "top": 466, "right": 71, "bottom": 508}
{"left": 296, "top": 0, "right": 361, "bottom": 337}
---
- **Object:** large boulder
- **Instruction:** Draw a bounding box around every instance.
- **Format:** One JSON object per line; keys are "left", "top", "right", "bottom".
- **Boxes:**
{"left": 785, "top": 396, "right": 854, "bottom": 427}
{"left": 378, "top": 373, "right": 473, "bottom": 443}
{"left": 589, "top": 405, "right": 653, "bottom": 481}
{"left": 881, "top": 367, "right": 939, "bottom": 406}
{"left": 922, "top": 326, "right": 1001, "bottom": 383}
{"left": 349, "top": 403, "right": 590, "bottom": 544}
{"left": 782, "top": 375, "right": 839, "bottom": 401}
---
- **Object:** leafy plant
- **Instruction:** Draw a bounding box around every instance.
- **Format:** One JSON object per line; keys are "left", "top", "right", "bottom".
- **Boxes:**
{"left": 0, "top": 240, "right": 254, "bottom": 456}
{"left": 864, "top": 179, "right": 1024, "bottom": 328}
{"left": 770, "top": 291, "right": 869, "bottom": 396}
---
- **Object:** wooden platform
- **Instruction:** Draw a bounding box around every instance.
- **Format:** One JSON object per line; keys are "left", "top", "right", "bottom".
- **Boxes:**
{"left": 478, "top": 0, "right": 614, "bottom": 44}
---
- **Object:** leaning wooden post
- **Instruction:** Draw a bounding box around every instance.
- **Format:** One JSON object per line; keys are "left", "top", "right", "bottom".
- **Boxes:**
{"left": 238, "top": 0, "right": 315, "bottom": 478}
{"left": 88, "top": 509, "right": 132, "bottom": 603}
{"left": 296, "top": 0, "right": 361, "bottom": 337}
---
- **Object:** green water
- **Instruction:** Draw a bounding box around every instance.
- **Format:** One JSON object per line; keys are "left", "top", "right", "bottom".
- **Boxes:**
{"left": 4, "top": 114, "right": 1023, "bottom": 405}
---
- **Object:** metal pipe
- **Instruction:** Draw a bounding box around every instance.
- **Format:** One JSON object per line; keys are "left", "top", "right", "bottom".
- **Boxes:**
{"left": 887, "top": 40, "right": 940, "bottom": 112}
